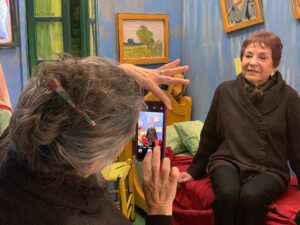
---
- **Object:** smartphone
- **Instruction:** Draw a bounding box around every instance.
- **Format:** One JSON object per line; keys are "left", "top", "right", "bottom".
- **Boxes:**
{"left": 135, "top": 101, "right": 166, "bottom": 161}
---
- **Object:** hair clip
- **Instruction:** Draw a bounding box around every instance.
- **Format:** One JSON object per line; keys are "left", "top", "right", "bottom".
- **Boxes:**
{"left": 48, "top": 78, "right": 96, "bottom": 127}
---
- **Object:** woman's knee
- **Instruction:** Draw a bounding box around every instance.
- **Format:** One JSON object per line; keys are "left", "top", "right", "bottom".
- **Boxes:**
{"left": 239, "top": 188, "right": 264, "bottom": 208}
{"left": 211, "top": 166, "right": 241, "bottom": 202}
{"left": 217, "top": 185, "right": 240, "bottom": 202}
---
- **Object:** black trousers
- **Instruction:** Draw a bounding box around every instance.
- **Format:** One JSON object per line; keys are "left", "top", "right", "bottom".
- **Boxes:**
{"left": 211, "top": 166, "right": 284, "bottom": 225}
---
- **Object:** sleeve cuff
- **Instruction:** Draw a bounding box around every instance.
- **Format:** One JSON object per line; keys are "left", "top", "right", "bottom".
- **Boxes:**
{"left": 187, "top": 163, "right": 207, "bottom": 180}
{"left": 146, "top": 215, "right": 173, "bottom": 225}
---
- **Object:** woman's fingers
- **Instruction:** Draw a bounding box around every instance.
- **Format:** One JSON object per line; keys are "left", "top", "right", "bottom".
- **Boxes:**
{"left": 142, "top": 147, "right": 178, "bottom": 215}
{"left": 160, "top": 65, "right": 189, "bottom": 76}
{"left": 146, "top": 84, "right": 172, "bottom": 109}
{"left": 177, "top": 172, "right": 193, "bottom": 183}
{"left": 161, "top": 157, "right": 171, "bottom": 186}
{"left": 178, "top": 177, "right": 190, "bottom": 183}
{"left": 158, "top": 58, "right": 181, "bottom": 70}
{"left": 118, "top": 61, "right": 190, "bottom": 110}
{"left": 142, "top": 149, "right": 153, "bottom": 183}
{"left": 151, "top": 146, "right": 161, "bottom": 183}
{"left": 157, "top": 75, "right": 190, "bottom": 86}
{"left": 169, "top": 167, "right": 180, "bottom": 199}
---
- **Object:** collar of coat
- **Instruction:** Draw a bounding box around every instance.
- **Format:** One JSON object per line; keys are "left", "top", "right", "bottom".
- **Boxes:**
{"left": 235, "top": 71, "right": 285, "bottom": 117}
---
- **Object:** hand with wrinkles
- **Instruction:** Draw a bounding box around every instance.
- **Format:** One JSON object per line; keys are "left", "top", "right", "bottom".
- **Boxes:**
{"left": 119, "top": 59, "right": 190, "bottom": 110}
{"left": 142, "top": 146, "right": 179, "bottom": 215}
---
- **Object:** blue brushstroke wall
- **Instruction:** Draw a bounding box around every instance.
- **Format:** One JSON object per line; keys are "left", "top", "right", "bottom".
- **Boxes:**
{"left": 2, "top": 0, "right": 300, "bottom": 119}
{"left": 0, "top": 0, "right": 28, "bottom": 107}
{"left": 183, "top": 0, "right": 300, "bottom": 120}
{"left": 97, "top": 0, "right": 182, "bottom": 67}
{"left": 1, "top": 0, "right": 183, "bottom": 106}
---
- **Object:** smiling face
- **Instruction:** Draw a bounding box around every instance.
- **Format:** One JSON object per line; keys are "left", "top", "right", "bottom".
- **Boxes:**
{"left": 241, "top": 43, "right": 276, "bottom": 87}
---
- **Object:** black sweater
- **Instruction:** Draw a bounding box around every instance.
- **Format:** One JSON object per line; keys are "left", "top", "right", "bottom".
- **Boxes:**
{"left": 0, "top": 158, "right": 172, "bottom": 225}
{"left": 187, "top": 72, "right": 300, "bottom": 188}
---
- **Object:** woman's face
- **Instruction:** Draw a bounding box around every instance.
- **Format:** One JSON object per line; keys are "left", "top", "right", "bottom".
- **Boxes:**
{"left": 241, "top": 43, "right": 276, "bottom": 87}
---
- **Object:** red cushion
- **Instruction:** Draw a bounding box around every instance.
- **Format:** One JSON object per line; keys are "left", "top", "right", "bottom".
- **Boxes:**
{"left": 170, "top": 153, "right": 300, "bottom": 225}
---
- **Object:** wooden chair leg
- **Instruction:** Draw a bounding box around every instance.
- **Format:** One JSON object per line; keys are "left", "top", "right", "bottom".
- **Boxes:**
{"left": 118, "top": 177, "right": 127, "bottom": 217}
{"left": 128, "top": 162, "right": 135, "bottom": 220}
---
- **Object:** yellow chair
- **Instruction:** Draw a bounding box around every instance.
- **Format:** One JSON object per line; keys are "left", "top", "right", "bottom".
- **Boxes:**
{"left": 234, "top": 57, "right": 242, "bottom": 76}
{"left": 102, "top": 159, "right": 135, "bottom": 220}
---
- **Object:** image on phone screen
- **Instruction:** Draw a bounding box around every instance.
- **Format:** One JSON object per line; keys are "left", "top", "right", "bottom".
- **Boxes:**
{"left": 135, "top": 101, "right": 166, "bottom": 161}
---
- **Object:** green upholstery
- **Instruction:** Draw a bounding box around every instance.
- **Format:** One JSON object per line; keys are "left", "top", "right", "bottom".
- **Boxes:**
{"left": 166, "top": 124, "right": 187, "bottom": 154}
{"left": 174, "top": 120, "right": 204, "bottom": 155}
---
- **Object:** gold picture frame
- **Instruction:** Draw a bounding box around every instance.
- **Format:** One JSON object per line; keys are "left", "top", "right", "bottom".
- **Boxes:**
{"left": 219, "top": 0, "right": 264, "bottom": 33}
{"left": 292, "top": 0, "right": 300, "bottom": 19}
{"left": 116, "top": 13, "right": 169, "bottom": 65}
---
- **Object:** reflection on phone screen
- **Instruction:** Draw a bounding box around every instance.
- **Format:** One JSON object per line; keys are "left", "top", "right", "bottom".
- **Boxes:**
{"left": 136, "top": 109, "right": 165, "bottom": 160}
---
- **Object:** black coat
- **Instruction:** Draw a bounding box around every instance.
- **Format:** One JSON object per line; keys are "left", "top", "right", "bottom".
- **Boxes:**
{"left": 0, "top": 157, "right": 172, "bottom": 225}
{"left": 188, "top": 72, "right": 300, "bottom": 189}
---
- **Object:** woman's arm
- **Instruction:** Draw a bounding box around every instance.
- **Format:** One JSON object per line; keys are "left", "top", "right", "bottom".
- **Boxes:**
{"left": 286, "top": 93, "right": 300, "bottom": 189}
{"left": 187, "top": 86, "right": 222, "bottom": 180}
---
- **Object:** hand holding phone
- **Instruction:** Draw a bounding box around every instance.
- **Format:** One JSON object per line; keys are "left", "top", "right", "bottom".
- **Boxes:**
{"left": 135, "top": 101, "right": 166, "bottom": 161}
{"left": 142, "top": 146, "right": 179, "bottom": 215}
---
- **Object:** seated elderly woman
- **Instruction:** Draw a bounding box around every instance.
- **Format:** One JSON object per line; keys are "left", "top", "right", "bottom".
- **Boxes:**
{"left": 0, "top": 56, "right": 189, "bottom": 225}
{"left": 179, "top": 31, "right": 300, "bottom": 225}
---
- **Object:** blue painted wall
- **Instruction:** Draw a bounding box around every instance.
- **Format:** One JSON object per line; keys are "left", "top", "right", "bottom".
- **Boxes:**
{"left": 2, "top": 0, "right": 183, "bottom": 106}
{"left": 182, "top": 0, "right": 300, "bottom": 120}
{"left": 97, "top": 0, "right": 182, "bottom": 67}
{"left": 0, "top": 0, "right": 29, "bottom": 107}
{"left": 2, "top": 0, "right": 300, "bottom": 120}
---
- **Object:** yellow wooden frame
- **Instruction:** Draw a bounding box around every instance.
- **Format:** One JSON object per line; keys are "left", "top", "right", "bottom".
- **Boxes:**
{"left": 116, "top": 13, "right": 169, "bottom": 65}
{"left": 292, "top": 0, "right": 300, "bottom": 19}
{"left": 219, "top": 0, "right": 264, "bottom": 33}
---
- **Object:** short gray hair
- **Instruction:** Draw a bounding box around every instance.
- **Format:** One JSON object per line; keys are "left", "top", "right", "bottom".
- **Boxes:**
{"left": 2, "top": 56, "right": 144, "bottom": 178}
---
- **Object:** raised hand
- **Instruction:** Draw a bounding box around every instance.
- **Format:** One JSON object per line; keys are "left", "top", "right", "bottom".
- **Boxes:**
{"left": 119, "top": 59, "right": 190, "bottom": 109}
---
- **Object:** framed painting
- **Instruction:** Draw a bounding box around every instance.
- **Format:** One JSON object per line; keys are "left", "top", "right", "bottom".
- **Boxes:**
{"left": 0, "top": 0, "right": 18, "bottom": 47}
{"left": 116, "top": 13, "right": 169, "bottom": 65}
{"left": 292, "top": 0, "right": 300, "bottom": 19}
{"left": 219, "top": 0, "right": 264, "bottom": 33}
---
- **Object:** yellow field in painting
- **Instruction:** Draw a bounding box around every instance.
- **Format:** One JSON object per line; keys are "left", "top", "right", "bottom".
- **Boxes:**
{"left": 124, "top": 45, "right": 161, "bottom": 59}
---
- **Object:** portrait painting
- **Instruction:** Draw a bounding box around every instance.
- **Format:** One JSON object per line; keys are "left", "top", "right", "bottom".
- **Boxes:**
{"left": 219, "top": 0, "right": 264, "bottom": 33}
{"left": 292, "top": 0, "right": 300, "bottom": 19}
{"left": 116, "top": 13, "right": 169, "bottom": 65}
{"left": 0, "top": 0, "right": 17, "bottom": 47}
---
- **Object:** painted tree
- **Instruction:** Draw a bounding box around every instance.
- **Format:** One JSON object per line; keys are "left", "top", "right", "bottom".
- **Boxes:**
{"left": 136, "top": 25, "right": 154, "bottom": 48}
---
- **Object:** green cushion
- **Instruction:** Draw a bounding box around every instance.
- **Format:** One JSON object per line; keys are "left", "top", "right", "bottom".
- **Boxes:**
{"left": 174, "top": 120, "right": 204, "bottom": 155}
{"left": 166, "top": 124, "right": 187, "bottom": 154}
{"left": 0, "top": 109, "right": 11, "bottom": 135}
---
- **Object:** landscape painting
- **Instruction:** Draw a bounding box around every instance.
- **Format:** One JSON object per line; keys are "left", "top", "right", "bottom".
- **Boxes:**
{"left": 117, "top": 13, "right": 169, "bottom": 65}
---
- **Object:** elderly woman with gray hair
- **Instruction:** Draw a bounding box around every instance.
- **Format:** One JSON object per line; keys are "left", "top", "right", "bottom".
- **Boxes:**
{"left": 179, "top": 31, "right": 300, "bottom": 225}
{"left": 0, "top": 56, "right": 189, "bottom": 225}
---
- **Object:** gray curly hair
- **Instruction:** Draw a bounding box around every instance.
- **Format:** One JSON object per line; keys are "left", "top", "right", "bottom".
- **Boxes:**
{"left": 1, "top": 56, "right": 144, "bottom": 179}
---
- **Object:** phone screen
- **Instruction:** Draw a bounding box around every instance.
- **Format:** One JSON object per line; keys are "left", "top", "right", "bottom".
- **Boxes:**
{"left": 135, "top": 101, "right": 166, "bottom": 161}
